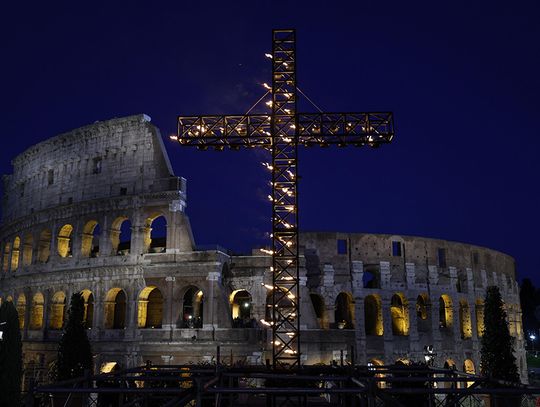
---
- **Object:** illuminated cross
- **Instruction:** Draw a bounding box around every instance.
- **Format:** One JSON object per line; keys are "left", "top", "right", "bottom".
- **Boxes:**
{"left": 173, "top": 29, "right": 394, "bottom": 368}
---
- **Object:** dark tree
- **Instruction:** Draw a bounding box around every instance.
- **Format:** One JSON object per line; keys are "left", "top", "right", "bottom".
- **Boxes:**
{"left": 0, "top": 300, "right": 23, "bottom": 406}
{"left": 480, "top": 286, "right": 519, "bottom": 382}
{"left": 57, "top": 293, "right": 93, "bottom": 381}
{"left": 519, "top": 278, "right": 539, "bottom": 338}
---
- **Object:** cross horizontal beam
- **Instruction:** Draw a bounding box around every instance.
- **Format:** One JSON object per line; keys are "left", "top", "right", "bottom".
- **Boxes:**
{"left": 176, "top": 112, "right": 393, "bottom": 149}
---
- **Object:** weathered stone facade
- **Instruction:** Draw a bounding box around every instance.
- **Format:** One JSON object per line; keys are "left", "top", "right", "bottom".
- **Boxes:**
{"left": 0, "top": 114, "right": 526, "bottom": 385}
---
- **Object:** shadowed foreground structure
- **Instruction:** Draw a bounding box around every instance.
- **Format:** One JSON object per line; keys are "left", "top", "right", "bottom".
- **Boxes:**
{"left": 0, "top": 115, "right": 528, "bottom": 392}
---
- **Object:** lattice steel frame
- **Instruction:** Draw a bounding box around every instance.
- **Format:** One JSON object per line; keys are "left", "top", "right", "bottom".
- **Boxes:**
{"left": 175, "top": 29, "right": 395, "bottom": 368}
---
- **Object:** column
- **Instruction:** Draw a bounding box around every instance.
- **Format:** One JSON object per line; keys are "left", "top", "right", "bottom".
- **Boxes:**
{"left": 203, "top": 271, "right": 220, "bottom": 330}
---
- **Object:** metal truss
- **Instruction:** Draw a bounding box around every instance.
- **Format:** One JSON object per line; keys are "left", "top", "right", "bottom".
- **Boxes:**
{"left": 175, "top": 29, "right": 394, "bottom": 368}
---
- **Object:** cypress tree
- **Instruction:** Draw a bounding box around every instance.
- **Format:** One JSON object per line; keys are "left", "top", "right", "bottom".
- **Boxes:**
{"left": 480, "top": 286, "right": 519, "bottom": 382}
{"left": 57, "top": 293, "right": 93, "bottom": 381}
{"left": 0, "top": 300, "right": 23, "bottom": 406}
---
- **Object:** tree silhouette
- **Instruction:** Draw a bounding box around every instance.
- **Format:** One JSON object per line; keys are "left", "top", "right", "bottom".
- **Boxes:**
{"left": 0, "top": 300, "right": 22, "bottom": 406}
{"left": 480, "top": 286, "right": 519, "bottom": 382}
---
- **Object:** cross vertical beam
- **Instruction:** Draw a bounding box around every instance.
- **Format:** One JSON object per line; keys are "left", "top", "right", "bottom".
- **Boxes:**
{"left": 271, "top": 29, "right": 300, "bottom": 368}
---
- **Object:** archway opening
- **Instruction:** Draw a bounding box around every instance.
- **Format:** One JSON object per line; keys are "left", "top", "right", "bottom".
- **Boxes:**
{"left": 81, "top": 220, "right": 100, "bottom": 257}
{"left": 145, "top": 214, "right": 167, "bottom": 253}
{"left": 335, "top": 292, "right": 354, "bottom": 329}
{"left": 439, "top": 294, "right": 453, "bottom": 329}
{"left": 391, "top": 293, "right": 409, "bottom": 336}
{"left": 416, "top": 293, "right": 430, "bottom": 332}
{"left": 49, "top": 291, "right": 66, "bottom": 330}
{"left": 2, "top": 242, "right": 11, "bottom": 272}
{"left": 30, "top": 292, "right": 44, "bottom": 330}
{"left": 310, "top": 293, "right": 327, "bottom": 329}
{"left": 81, "top": 290, "right": 94, "bottom": 328}
{"left": 38, "top": 229, "right": 52, "bottom": 263}
{"left": 11, "top": 236, "right": 20, "bottom": 271}
{"left": 459, "top": 299, "right": 472, "bottom": 339}
{"left": 57, "top": 224, "right": 73, "bottom": 258}
{"left": 365, "top": 294, "right": 383, "bottom": 336}
{"left": 111, "top": 217, "right": 131, "bottom": 255}
{"left": 138, "top": 286, "right": 163, "bottom": 328}
{"left": 231, "top": 290, "right": 252, "bottom": 327}
{"left": 463, "top": 359, "right": 476, "bottom": 387}
{"left": 475, "top": 299, "right": 485, "bottom": 337}
{"left": 22, "top": 233, "right": 33, "bottom": 266}
{"left": 104, "top": 288, "right": 127, "bottom": 329}
{"left": 16, "top": 294, "right": 26, "bottom": 329}
{"left": 181, "top": 287, "right": 203, "bottom": 328}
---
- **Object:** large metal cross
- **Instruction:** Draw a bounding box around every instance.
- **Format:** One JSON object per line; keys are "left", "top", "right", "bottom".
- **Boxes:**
{"left": 174, "top": 29, "right": 394, "bottom": 368}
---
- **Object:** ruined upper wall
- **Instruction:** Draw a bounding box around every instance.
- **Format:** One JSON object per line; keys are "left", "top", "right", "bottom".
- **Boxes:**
{"left": 2, "top": 114, "right": 177, "bottom": 222}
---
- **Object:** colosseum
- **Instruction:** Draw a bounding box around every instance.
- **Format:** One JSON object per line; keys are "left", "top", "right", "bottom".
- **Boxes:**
{"left": 0, "top": 114, "right": 527, "bottom": 384}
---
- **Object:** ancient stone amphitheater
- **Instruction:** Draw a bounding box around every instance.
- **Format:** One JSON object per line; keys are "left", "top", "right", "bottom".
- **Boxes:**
{"left": 0, "top": 114, "right": 527, "bottom": 385}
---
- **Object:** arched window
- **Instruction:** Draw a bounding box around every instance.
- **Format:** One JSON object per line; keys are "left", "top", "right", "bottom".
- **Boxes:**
{"left": 310, "top": 293, "right": 327, "bottom": 329}
{"left": 81, "top": 290, "right": 94, "bottom": 328}
{"left": 144, "top": 214, "right": 167, "bottom": 253}
{"left": 49, "top": 291, "right": 66, "bottom": 330}
{"left": 81, "top": 220, "right": 100, "bottom": 257}
{"left": 16, "top": 294, "right": 26, "bottom": 329}
{"left": 137, "top": 286, "right": 163, "bottom": 328}
{"left": 111, "top": 217, "right": 131, "bottom": 255}
{"left": 439, "top": 294, "right": 453, "bottom": 329}
{"left": 2, "top": 242, "right": 11, "bottom": 272}
{"left": 104, "top": 288, "right": 127, "bottom": 329}
{"left": 22, "top": 233, "right": 33, "bottom": 266}
{"left": 459, "top": 299, "right": 472, "bottom": 339}
{"left": 30, "top": 292, "right": 45, "bottom": 330}
{"left": 391, "top": 293, "right": 409, "bottom": 336}
{"left": 463, "top": 359, "right": 476, "bottom": 387}
{"left": 11, "top": 236, "right": 20, "bottom": 271}
{"left": 181, "top": 287, "right": 203, "bottom": 328}
{"left": 335, "top": 292, "right": 354, "bottom": 329}
{"left": 38, "top": 229, "right": 52, "bottom": 263}
{"left": 57, "top": 224, "right": 73, "bottom": 258}
{"left": 364, "top": 294, "right": 383, "bottom": 336}
{"left": 416, "top": 293, "right": 430, "bottom": 332}
{"left": 230, "top": 290, "right": 252, "bottom": 327}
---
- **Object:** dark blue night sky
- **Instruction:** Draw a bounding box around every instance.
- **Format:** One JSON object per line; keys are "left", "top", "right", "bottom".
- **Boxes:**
{"left": 2, "top": 2, "right": 539, "bottom": 284}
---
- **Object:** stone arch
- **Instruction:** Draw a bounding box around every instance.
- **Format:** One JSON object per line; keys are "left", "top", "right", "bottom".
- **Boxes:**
{"left": 11, "top": 236, "right": 20, "bottom": 271}
{"left": 444, "top": 359, "right": 456, "bottom": 369}
{"left": 230, "top": 290, "right": 252, "bottom": 326}
{"left": 2, "top": 241, "right": 11, "bottom": 272}
{"left": 16, "top": 294, "right": 26, "bottom": 329}
{"left": 335, "top": 292, "right": 354, "bottom": 329}
{"left": 391, "top": 292, "right": 409, "bottom": 336}
{"left": 30, "top": 292, "right": 45, "bottom": 330}
{"left": 104, "top": 288, "right": 127, "bottom": 329}
{"left": 22, "top": 233, "right": 33, "bottom": 266}
{"left": 57, "top": 224, "right": 74, "bottom": 258}
{"left": 463, "top": 359, "right": 476, "bottom": 387}
{"left": 180, "top": 286, "right": 204, "bottom": 328}
{"left": 365, "top": 294, "right": 383, "bottom": 336}
{"left": 137, "top": 286, "right": 163, "bottom": 328}
{"left": 416, "top": 293, "right": 430, "bottom": 332}
{"left": 144, "top": 213, "right": 168, "bottom": 253}
{"left": 459, "top": 299, "right": 472, "bottom": 339}
{"left": 310, "top": 293, "right": 327, "bottom": 329}
{"left": 439, "top": 294, "right": 453, "bottom": 329}
{"left": 81, "top": 220, "right": 100, "bottom": 257}
{"left": 81, "top": 289, "right": 94, "bottom": 328}
{"left": 37, "top": 229, "right": 52, "bottom": 263}
{"left": 111, "top": 216, "right": 131, "bottom": 255}
{"left": 49, "top": 291, "right": 66, "bottom": 330}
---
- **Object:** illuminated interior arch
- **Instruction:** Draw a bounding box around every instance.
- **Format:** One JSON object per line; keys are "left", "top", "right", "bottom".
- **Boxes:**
{"left": 2, "top": 241, "right": 11, "bottom": 272}
{"left": 230, "top": 290, "right": 252, "bottom": 324}
{"left": 335, "top": 292, "right": 354, "bottom": 329}
{"left": 81, "top": 289, "right": 94, "bottom": 328}
{"left": 16, "top": 294, "right": 26, "bottom": 329}
{"left": 365, "top": 294, "right": 383, "bottom": 336}
{"left": 463, "top": 358, "right": 476, "bottom": 387}
{"left": 81, "top": 220, "right": 100, "bottom": 257}
{"left": 475, "top": 298, "right": 485, "bottom": 337}
{"left": 144, "top": 213, "right": 167, "bottom": 254}
{"left": 49, "top": 291, "right": 66, "bottom": 330}
{"left": 57, "top": 224, "right": 73, "bottom": 258}
{"left": 391, "top": 292, "right": 409, "bottom": 336}
{"left": 11, "top": 236, "right": 20, "bottom": 271}
{"left": 111, "top": 216, "right": 131, "bottom": 255}
{"left": 30, "top": 292, "right": 45, "bottom": 330}
{"left": 22, "top": 233, "right": 33, "bottom": 266}
{"left": 137, "top": 286, "right": 163, "bottom": 328}
{"left": 459, "top": 299, "right": 472, "bottom": 339}
{"left": 180, "top": 286, "right": 203, "bottom": 328}
{"left": 104, "top": 288, "right": 127, "bottom": 329}
{"left": 439, "top": 294, "right": 453, "bottom": 329}
{"left": 37, "top": 229, "right": 52, "bottom": 263}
